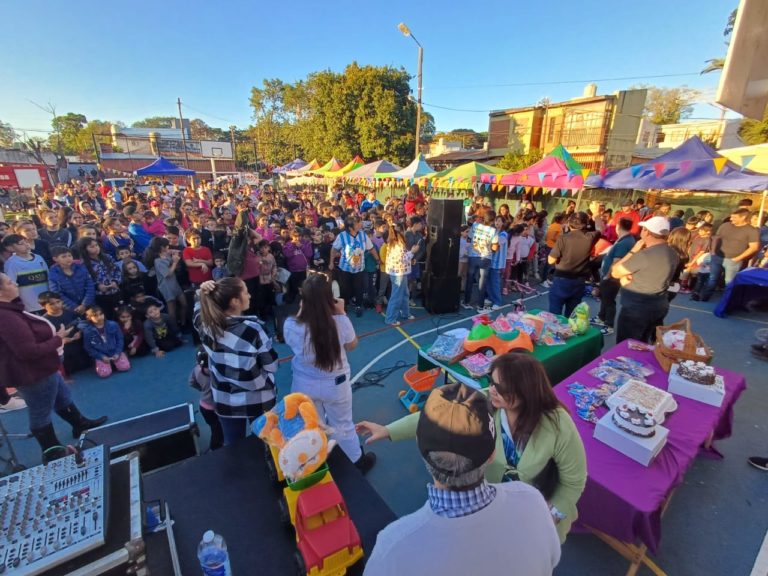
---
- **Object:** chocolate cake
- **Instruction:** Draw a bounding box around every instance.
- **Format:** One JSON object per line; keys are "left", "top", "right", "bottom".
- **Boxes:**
{"left": 612, "top": 403, "right": 657, "bottom": 438}
{"left": 676, "top": 361, "right": 716, "bottom": 386}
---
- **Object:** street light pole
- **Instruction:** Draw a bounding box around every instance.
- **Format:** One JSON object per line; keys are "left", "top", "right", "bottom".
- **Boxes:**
{"left": 399, "top": 22, "right": 423, "bottom": 159}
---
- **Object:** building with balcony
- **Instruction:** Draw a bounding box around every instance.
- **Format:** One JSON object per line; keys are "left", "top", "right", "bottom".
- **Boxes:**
{"left": 487, "top": 85, "right": 647, "bottom": 171}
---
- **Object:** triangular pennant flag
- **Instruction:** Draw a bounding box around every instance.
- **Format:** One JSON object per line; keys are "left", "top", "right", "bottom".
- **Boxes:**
{"left": 653, "top": 162, "right": 666, "bottom": 179}
{"left": 741, "top": 155, "right": 756, "bottom": 171}
{"left": 630, "top": 164, "right": 644, "bottom": 178}
{"left": 679, "top": 160, "right": 691, "bottom": 174}
{"left": 515, "top": 186, "right": 524, "bottom": 194}
{"left": 538, "top": 172, "right": 547, "bottom": 182}
{"left": 560, "top": 190, "right": 567, "bottom": 197}
{"left": 580, "top": 168, "right": 591, "bottom": 180}
{"left": 712, "top": 157, "right": 728, "bottom": 174}
{"left": 567, "top": 170, "right": 575, "bottom": 180}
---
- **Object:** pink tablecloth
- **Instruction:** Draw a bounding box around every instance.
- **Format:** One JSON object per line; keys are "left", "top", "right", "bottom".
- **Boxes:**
{"left": 553, "top": 340, "right": 747, "bottom": 553}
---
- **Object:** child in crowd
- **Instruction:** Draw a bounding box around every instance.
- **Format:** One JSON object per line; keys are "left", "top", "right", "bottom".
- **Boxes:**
{"left": 115, "top": 246, "right": 148, "bottom": 273}
{"left": 516, "top": 225, "right": 535, "bottom": 287}
{"left": 102, "top": 217, "right": 135, "bottom": 259}
{"left": 78, "top": 237, "right": 122, "bottom": 319}
{"left": 256, "top": 240, "right": 277, "bottom": 336}
{"left": 182, "top": 228, "right": 213, "bottom": 287}
{"left": 282, "top": 229, "right": 313, "bottom": 304}
{"left": 486, "top": 217, "right": 508, "bottom": 310}
{"left": 121, "top": 260, "right": 150, "bottom": 301}
{"left": 82, "top": 304, "right": 131, "bottom": 378}
{"left": 211, "top": 252, "right": 230, "bottom": 280}
{"left": 689, "top": 223, "right": 715, "bottom": 299}
{"left": 188, "top": 348, "right": 223, "bottom": 451}
{"left": 143, "top": 303, "right": 183, "bottom": 358}
{"left": 48, "top": 246, "right": 95, "bottom": 315}
{"left": 309, "top": 228, "right": 331, "bottom": 273}
{"left": 39, "top": 291, "right": 90, "bottom": 379}
{"left": 144, "top": 237, "right": 187, "bottom": 330}
{"left": 126, "top": 287, "right": 164, "bottom": 318}
{"left": 2, "top": 233, "right": 49, "bottom": 313}
{"left": 116, "top": 305, "right": 149, "bottom": 357}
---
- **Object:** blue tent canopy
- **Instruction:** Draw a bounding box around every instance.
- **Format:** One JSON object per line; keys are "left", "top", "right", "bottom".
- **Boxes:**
{"left": 135, "top": 156, "right": 195, "bottom": 176}
{"left": 275, "top": 158, "right": 307, "bottom": 174}
{"left": 587, "top": 136, "right": 768, "bottom": 192}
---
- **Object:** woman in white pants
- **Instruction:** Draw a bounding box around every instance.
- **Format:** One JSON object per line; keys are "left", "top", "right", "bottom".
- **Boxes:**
{"left": 283, "top": 273, "right": 376, "bottom": 473}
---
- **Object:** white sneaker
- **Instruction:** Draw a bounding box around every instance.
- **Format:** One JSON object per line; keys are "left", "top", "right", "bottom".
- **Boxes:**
{"left": 0, "top": 396, "right": 27, "bottom": 412}
{"left": 491, "top": 305, "right": 502, "bottom": 311}
{"left": 461, "top": 303, "right": 474, "bottom": 310}
{"left": 541, "top": 280, "right": 551, "bottom": 288}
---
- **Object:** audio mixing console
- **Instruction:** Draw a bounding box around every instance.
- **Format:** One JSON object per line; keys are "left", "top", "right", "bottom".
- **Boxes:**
{"left": 0, "top": 445, "right": 109, "bottom": 575}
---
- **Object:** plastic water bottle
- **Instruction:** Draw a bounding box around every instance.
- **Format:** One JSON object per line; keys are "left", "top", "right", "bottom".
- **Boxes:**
{"left": 197, "top": 530, "right": 232, "bottom": 576}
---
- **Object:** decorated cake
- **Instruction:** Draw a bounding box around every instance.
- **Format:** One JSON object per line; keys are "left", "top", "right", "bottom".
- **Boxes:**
{"left": 612, "top": 403, "right": 657, "bottom": 438}
{"left": 676, "top": 360, "right": 716, "bottom": 386}
{"left": 607, "top": 379, "right": 676, "bottom": 423}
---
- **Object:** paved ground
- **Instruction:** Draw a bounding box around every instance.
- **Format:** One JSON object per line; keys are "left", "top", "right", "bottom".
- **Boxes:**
{"left": 2, "top": 289, "right": 766, "bottom": 576}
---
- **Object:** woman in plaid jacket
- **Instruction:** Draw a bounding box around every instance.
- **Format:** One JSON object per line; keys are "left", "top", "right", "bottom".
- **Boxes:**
{"left": 194, "top": 277, "right": 279, "bottom": 446}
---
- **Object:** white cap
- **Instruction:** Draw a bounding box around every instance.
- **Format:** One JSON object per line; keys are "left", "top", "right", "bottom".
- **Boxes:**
{"left": 639, "top": 216, "right": 670, "bottom": 236}
{"left": 203, "top": 530, "right": 214, "bottom": 543}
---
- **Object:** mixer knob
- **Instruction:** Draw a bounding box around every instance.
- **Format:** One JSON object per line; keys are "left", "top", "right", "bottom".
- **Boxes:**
{"left": 12, "top": 558, "right": 20, "bottom": 568}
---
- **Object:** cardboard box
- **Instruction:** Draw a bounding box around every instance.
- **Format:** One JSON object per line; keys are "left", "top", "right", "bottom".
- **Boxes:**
{"left": 668, "top": 364, "right": 725, "bottom": 407}
{"left": 594, "top": 411, "right": 669, "bottom": 466}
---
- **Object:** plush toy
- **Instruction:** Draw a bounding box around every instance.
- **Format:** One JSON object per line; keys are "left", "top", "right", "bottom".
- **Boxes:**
{"left": 253, "top": 393, "right": 334, "bottom": 482}
{"left": 568, "top": 302, "right": 590, "bottom": 335}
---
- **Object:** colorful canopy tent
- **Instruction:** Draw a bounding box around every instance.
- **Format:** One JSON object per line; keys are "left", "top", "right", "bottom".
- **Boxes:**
{"left": 134, "top": 156, "right": 195, "bottom": 176}
{"left": 481, "top": 145, "right": 587, "bottom": 190}
{"left": 324, "top": 155, "right": 365, "bottom": 178}
{"left": 430, "top": 161, "right": 507, "bottom": 189}
{"left": 290, "top": 158, "right": 322, "bottom": 175}
{"left": 378, "top": 154, "right": 434, "bottom": 180}
{"left": 274, "top": 158, "right": 307, "bottom": 174}
{"left": 586, "top": 136, "right": 768, "bottom": 192}
{"left": 719, "top": 143, "right": 768, "bottom": 174}
{"left": 310, "top": 157, "right": 344, "bottom": 175}
{"left": 345, "top": 159, "right": 401, "bottom": 179}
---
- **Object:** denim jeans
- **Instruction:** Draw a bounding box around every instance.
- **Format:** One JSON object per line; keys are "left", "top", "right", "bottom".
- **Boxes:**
{"left": 487, "top": 268, "right": 503, "bottom": 306}
{"left": 701, "top": 255, "right": 741, "bottom": 300}
{"left": 385, "top": 274, "right": 410, "bottom": 323}
{"left": 218, "top": 399, "right": 275, "bottom": 447}
{"left": 465, "top": 257, "right": 491, "bottom": 305}
{"left": 598, "top": 277, "right": 621, "bottom": 326}
{"left": 16, "top": 372, "right": 73, "bottom": 430}
{"left": 548, "top": 276, "right": 585, "bottom": 317}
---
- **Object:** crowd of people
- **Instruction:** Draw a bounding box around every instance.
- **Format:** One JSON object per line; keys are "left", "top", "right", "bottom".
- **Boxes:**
{"left": 0, "top": 175, "right": 767, "bottom": 571}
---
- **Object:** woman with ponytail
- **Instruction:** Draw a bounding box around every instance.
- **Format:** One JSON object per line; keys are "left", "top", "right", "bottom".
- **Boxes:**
{"left": 193, "top": 277, "right": 279, "bottom": 446}
{"left": 283, "top": 273, "right": 376, "bottom": 473}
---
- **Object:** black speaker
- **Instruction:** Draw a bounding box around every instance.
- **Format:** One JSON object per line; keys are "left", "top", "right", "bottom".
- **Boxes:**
{"left": 425, "top": 199, "right": 463, "bottom": 278}
{"left": 422, "top": 275, "right": 461, "bottom": 314}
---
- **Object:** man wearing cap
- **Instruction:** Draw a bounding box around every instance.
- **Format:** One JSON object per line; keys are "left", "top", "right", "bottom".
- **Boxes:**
{"left": 364, "top": 383, "right": 560, "bottom": 576}
{"left": 610, "top": 199, "right": 641, "bottom": 236}
{"left": 610, "top": 216, "right": 679, "bottom": 343}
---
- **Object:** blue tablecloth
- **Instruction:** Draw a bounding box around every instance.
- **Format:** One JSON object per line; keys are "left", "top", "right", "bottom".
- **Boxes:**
{"left": 713, "top": 267, "right": 768, "bottom": 317}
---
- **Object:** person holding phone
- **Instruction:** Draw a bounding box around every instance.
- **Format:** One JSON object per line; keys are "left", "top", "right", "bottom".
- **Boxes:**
{"left": 282, "top": 273, "right": 376, "bottom": 473}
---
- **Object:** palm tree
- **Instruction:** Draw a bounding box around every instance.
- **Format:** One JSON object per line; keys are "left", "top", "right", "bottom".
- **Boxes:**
{"left": 701, "top": 9, "right": 737, "bottom": 75}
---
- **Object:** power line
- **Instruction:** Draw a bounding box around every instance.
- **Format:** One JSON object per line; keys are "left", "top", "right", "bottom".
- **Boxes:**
{"left": 427, "top": 71, "right": 703, "bottom": 90}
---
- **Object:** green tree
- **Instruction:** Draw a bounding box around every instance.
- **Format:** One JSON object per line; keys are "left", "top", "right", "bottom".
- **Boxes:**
{"left": 420, "top": 111, "right": 436, "bottom": 143}
{"left": 431, "top": 128, "right": 486, "bottom": 149}
{"left": 738, "top": 109, "right": 768, "bottom": 145}
{"left": 0, "top": 120, "right": 16, "bottom": 147}
{"left": 701, "top": 8, "right": 737, "bottom": 74}
{"left": 189, "top": 119, "right": 227, "bottom": 141}
{"left": 50, "top": 113, "right": 88, "bottom": 155}
{"left": 633, "top": 85, "right": 699, "bottom": 125}
{"left": 497, "top": 148, "right": 543, "bottom": 171}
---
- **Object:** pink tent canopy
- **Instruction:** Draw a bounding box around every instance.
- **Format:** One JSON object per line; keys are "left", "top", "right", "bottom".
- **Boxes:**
{"left": 481, "top": 155, "right": 587, "bottom": 190}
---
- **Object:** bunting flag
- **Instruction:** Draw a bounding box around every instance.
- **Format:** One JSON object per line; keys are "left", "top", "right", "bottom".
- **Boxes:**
{"left": 515, "top": 186, "right": 524, "bottom": 194}
{"left": 538, "top": 172, "right": 547, "bottom": 183}
{"left": 630, "top": 164, "right": 644, "bottom": 178}
{"left": 567, "top": 170, "right": 575, "bottom": 181}
{"left": 740, "top": 155, "right": 756, "bottom": 171}
{"left": 712, "top": 157, "right": 728, "bottom": 174}
{"left": 653, "top": 162, "right": 666, "bottom": 179}
{"left": 679, "top": 160, "right": 692, "bottom": 174}
{"left": 560, "top": 190, "right": 568, "bottom": 197}
{"left": 580, "top": 168, "right": 591, "bottom": 180}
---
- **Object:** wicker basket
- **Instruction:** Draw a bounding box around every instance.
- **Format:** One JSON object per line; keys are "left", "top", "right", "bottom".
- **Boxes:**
{"left": 653, "top": 318, "right": 712, "bottom": 372}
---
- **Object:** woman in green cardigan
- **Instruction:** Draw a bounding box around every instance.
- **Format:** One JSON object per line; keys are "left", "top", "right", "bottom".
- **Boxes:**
{"left": 356, "top": 353, "right": 587, "bottom": 543}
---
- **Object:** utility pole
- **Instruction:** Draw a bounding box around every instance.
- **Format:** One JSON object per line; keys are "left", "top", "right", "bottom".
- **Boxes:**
{"left": 229, "top": 126, "right": 237, "bottom": 173}
{"left": 251, "top": 139, "right": 258, "bottom": 169}
{"left": 177, "top": 97, "right": 192, "bottom": 187}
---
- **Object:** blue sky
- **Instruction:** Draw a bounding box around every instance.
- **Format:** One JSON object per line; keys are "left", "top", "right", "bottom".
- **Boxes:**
{"left": 1, "top": 0, "right": 737, "bottom": 138}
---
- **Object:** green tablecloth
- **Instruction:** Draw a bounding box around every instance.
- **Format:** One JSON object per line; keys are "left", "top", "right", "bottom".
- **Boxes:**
{"left": 417, "top": 312, "right": 604, "bottom": 387}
